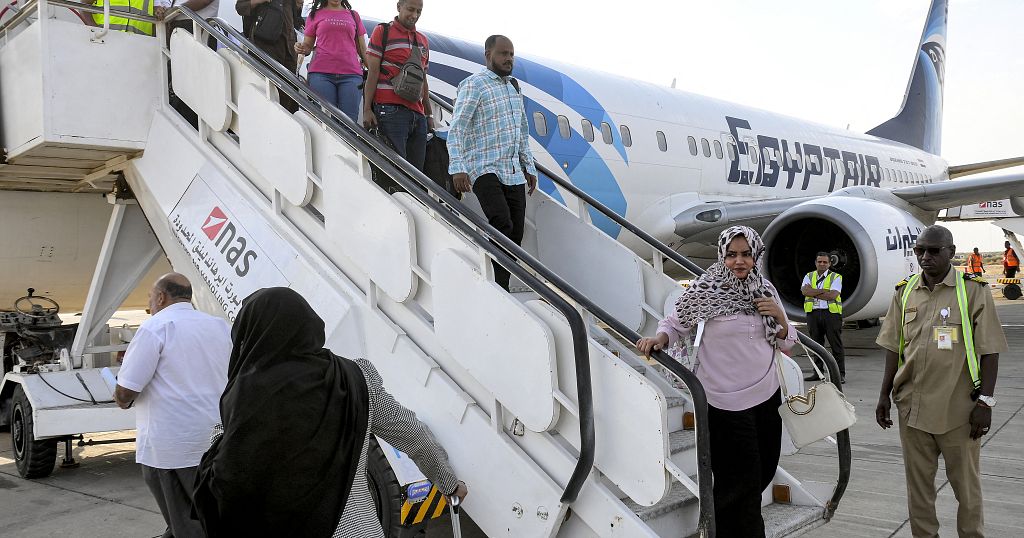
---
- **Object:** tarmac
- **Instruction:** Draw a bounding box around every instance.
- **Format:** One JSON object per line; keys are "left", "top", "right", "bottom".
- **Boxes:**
{"left": 2, "top": 300, "right": 1023, "bottom": 537}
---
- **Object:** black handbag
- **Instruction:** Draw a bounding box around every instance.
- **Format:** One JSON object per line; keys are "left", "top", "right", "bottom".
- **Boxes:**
{"left": 251, "top": 0, "right": 285, "bottom": 43}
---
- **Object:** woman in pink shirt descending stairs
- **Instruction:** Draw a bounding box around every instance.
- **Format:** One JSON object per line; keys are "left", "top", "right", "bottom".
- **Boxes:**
{"left": 637, "top": 225, "right": 798, "bottom": 537}
{"left": 295, "top": 0, "right": 367, "bottom": 120}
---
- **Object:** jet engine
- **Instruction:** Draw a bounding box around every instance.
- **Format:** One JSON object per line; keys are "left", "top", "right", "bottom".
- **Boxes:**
{"left": 763, "top": 196, "right": 927, "bottom": 321}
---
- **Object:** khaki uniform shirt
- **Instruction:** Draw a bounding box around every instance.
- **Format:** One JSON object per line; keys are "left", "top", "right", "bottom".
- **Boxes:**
{"left": 876, "top": 267, "right": 1007, "bottom": 434}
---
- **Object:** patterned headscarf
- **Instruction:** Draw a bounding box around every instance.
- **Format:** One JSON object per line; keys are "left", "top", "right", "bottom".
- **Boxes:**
{"left": 674, "top": 225, "right": 782, "bottom": 347}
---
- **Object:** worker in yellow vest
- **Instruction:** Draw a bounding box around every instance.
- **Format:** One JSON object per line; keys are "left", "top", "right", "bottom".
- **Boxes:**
{"left": 801, "top": 252, "right": 845, "bottom": 383}
{"left": 875, "top": 225, "right": 1005, "bottom": 537}
{"left": 88, "top": 0, "right": 155, "bottom": 36}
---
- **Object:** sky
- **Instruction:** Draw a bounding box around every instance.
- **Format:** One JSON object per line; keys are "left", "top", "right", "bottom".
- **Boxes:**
{"left": 356, "top": 0, "right": 1024, "bottom": 252}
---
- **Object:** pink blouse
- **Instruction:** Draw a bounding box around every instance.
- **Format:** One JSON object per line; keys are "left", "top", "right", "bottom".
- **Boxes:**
{"left": 657, "top": 284, "right": 797, "bottom": 412}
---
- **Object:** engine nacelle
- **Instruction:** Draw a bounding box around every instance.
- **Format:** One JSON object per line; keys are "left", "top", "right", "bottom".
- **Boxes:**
{"left": 763, "top": 197, "right": 926, "bottom": 322}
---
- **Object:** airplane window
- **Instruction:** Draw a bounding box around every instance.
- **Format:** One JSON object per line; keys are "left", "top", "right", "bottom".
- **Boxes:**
{"left": 620, "top": 125, "right": 632, "bottom": 147}
{"left": 600, "top": 122, "right": 613, "bottom": 144}
{"left": 763, "top": 148, "right": 772, "bottom": 163}
{"left": 847, "top": 161, "right": 856, "bottom": 175}
{"left": 532, "top": 112, "right": 548, "bottom": 137}
{"left": 713, "top": 140, "right": 723, "bottom": 159}
{"left": 727, "top": 142, "right": 737, "bottom": 161}
{"left": 701, "top": 138, "right": 712, "bottom": 158}
{"left": 750, "top": 145, "right": 759, "bottom": 164}
{"left": 557, "top": 115, "right": 571, "bottom": 139}
{"left": 657, "top": 131, "right": 668, "bottom": 152}
{"left": 581, "top": 119, "right": 595, "bottom": 142}
{"left": 687, "top": 136, "right": 698, "bottom": 156}
{"left": 884, "top": 169, "right": 890, "bottom": 181}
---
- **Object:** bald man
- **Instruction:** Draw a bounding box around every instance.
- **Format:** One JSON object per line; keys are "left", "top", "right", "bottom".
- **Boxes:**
{"left": 115, "top": 273, "right": 231, "bottom": 538}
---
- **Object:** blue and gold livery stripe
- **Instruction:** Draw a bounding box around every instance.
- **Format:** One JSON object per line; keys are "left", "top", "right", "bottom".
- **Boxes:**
{"left": 400, "top": 485, "right": 448, "bottom": 526}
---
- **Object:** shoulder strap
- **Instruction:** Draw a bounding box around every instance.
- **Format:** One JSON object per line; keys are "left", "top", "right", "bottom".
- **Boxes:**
{"left": 509, "top": 77, "right": 521, "bottom": 94}
{"left": 380, "top": 21, "right": 390, "bottom": 54}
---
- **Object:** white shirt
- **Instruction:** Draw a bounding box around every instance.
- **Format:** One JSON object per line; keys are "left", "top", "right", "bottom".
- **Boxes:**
{"left": 118, "top": 302, "right": 231, "bottom": 469}
{"left": 169, "top": 0, "right": 220, "bottom": 22}
{"left": 801, "top": 270, "right": 842, "bottom": 310}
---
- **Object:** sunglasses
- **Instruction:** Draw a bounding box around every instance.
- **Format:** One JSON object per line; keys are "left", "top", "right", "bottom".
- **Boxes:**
{"left": 912, "top": 246, "right": 949, "bottom": 256}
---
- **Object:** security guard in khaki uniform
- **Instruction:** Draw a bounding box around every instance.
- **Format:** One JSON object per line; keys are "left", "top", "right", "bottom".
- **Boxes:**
{"left": 876, "top": 225, "right": 1006, "bottom": 538}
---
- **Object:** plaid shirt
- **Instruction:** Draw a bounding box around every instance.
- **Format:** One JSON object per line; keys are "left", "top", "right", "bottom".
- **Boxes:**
{"left": 447, "top": 69, "right": 537, "bottom": 186}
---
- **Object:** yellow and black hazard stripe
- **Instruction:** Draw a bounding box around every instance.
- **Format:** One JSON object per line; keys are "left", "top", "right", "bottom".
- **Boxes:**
{"left": 400, "top": 485, "right": 448, "bottom": 526}
{"left": 998, "top": 278, "right": 1021, "bottom": 284}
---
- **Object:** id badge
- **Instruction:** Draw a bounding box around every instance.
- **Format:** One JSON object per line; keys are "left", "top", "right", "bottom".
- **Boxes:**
{"left": 933, "top": 326, "right": 958, "bottom": 350}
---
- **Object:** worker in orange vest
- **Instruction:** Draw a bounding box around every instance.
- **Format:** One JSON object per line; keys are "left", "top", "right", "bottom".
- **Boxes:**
{"left": 1003, "top": 241, "right": 1020, "bottom": 278}
{"left": 967, "top": 247, "right": 985, "bottom": 278}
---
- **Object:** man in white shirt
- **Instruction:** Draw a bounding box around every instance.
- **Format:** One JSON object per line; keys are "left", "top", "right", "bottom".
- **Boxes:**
{"left": 800, "top": 252, "right": 846, "bottom": 383}
{"left": 115, "top": 273, "right": 231, "bottom": 538}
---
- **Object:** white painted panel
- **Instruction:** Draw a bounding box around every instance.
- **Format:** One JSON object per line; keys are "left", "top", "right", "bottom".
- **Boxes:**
{"left": 391, "top": 193, "right": 478, "bottom": 313}
{"left": 433, "top": 249, "right": 559, "bottom": 432}
{"left": 45, "top": 20, "right": 159, "bottom": 147}
{"left": 170, "top": 28, "right": 232, "bottom": 132}
{"left": 0, "top": 23, "right": 44, "bottom": 158}
{"left": 292, "top": 110, "right": 360, "bottom": 183}
{"left": 534, "top": 198, "right": 645, "bottom": 331}
{"left": 131, "top": 111, "right": 209, "bottom": 215}
{"left": 528, "top": 301, "right": 670, "bottom": 507}
{"left": 238, "top": 84, "right": 313, "bottom": 206}
{"left": 362, "top": 315, "right": 564, "bottom": 536}
{"left": 217, "top": 48, "right": 277, "bottom": 134}
{"left": 322, "top": 154, "right": 417, "bottom": 303}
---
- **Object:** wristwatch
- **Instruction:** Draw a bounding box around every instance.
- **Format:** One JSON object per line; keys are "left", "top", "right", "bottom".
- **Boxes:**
{"left": 977, "top": 395, "right": 997, "bottom": 408}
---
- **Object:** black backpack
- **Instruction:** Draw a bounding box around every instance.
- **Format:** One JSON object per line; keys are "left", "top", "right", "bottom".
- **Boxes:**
{"left": 251, "top": 0, "right": 285, "bottom": 43}
{"left": 424, "top": 134, "right": 461, "bottom": 200}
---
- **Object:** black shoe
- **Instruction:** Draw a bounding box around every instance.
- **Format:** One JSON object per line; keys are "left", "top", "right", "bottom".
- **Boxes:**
{"left": 841, "top": 375, "right": 847, "bottom": 384}
{"left": 804, "top": 374, "right": 822, "bottom": 382}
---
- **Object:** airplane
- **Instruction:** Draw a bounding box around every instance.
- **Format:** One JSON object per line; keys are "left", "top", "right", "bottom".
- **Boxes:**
{"left": 392, "top": 0, "right": 1024, "bottom": 321}
{"left": 2, "top": 0, "right": 1021, "bottom": 324}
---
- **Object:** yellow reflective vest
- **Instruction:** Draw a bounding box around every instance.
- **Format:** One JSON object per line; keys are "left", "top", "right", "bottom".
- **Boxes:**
{"left": 897, "top": 273, "right": 982, "bottom": 391}
{"left": 803, "top": 271, "right": 842, "bottom": 314}
{"left": 92, "top": 0, "right": 154, "bottom": 36}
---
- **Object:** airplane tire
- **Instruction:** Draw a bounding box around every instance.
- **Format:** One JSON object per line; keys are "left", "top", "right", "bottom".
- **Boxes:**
{"left": 1004, "top": 284, "right": 1022, "bottom": 300}
{"left": 11, "top": 385, "right": 57, "bottom": 479}
{"left": 366, "top": 436, "right": 404, "bottom": 537}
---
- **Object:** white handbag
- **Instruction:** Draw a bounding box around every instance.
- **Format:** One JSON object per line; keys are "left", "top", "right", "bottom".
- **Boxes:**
{"left": 776, "top": 346, "right": 857, "bottom": 449}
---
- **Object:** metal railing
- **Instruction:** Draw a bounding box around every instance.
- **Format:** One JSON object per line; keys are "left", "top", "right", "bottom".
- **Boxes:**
{"left": 161, "top": 7, "right": 609, "bottom": 511}
{"left": 431, "top": 92, "right": 851, "bottom": 521}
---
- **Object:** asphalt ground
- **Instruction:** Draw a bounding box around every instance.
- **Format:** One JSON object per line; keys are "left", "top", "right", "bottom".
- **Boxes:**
{"left": 2, "top": 298, "right": 1022, "bottom": 537}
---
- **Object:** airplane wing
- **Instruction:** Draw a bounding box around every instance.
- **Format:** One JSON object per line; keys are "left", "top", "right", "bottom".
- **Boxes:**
{"left": 892, "top": 170, "right": 1024, "bottom": 211}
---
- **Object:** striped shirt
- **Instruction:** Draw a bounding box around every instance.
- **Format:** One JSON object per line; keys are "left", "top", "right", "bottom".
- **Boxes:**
{"left": 447, "top": 69, "right": 537, "bottom": 186}
{"left": 366, "top": 19, "right": 429, "bottom": 114}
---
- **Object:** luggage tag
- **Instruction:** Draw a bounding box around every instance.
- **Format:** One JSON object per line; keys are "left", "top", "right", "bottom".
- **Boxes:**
{"left": 933, "top": 307, "right": 958, "bottom": 350}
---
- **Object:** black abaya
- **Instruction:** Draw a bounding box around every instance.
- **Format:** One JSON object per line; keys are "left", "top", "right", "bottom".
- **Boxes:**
{"left": 193, "top": 287, "right": 369, "bottom": 537}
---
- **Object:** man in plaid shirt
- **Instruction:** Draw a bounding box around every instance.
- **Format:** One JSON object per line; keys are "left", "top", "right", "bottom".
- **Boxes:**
{"left": 449, "top": 35, "right": 538, "bottom": 291}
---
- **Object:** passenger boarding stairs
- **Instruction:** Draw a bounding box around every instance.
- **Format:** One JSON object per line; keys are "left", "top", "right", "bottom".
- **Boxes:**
{"left": 0, "top": 4, "right": 850, "bottom": 536}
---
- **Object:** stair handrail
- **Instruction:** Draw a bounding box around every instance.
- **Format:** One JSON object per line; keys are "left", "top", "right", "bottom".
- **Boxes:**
{"left": 153, "top": 7, "right": 608, "bottom": 510}
{"left": 430, "top": 93, "right": 851, "bottom": 520}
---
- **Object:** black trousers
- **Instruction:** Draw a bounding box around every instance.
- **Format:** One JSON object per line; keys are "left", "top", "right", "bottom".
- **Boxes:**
{"left": 708, "top": 389, "right": 782, "bottom": 538}
{"left": 472, "top": 174, "right": 526, "bottom": 291}
{"left": 807, "top": 310, "right": 845, "bottom": 376}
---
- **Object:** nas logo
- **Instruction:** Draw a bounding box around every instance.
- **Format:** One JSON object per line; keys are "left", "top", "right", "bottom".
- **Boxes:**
{"left": 202, "top": 207, "right": 258, "bottom": 277}
{"left": 202, "top": 207, "right": 228, "bottom": 240}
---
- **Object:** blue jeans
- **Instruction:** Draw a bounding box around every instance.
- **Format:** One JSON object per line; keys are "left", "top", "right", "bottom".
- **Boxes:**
{"left": 373, "top": 103, "right": 428, "bottom": 170}
{"left": 308, "top": 72, "right": 362, "bottom": 121}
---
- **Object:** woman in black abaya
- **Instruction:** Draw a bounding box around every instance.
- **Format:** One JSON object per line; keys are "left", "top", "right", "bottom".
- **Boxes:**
{"left": 194, "top": 287, "right": 466, "bottom": 537}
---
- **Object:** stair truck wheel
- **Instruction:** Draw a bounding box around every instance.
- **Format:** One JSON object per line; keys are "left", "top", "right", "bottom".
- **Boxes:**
{"left": 367, "top": 436, "right": 404, "bottom": 537}
{"left": 11, "top": 384, "right": 58, "bottom": 479}
{"left": 1004, "top": 283, "right": 1022, "bottom": 300}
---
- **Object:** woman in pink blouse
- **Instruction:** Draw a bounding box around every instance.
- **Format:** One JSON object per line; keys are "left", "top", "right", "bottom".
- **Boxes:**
{"left": 637, "top": 225, "right": 797, "bottom": 537}
{"left": 294, "top": 0, "right": 366, "bottom": 120}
